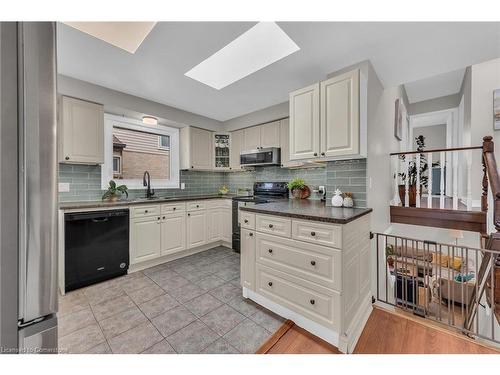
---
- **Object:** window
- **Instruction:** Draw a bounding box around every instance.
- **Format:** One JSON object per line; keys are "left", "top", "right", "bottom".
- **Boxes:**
{"left": 102, "top": 114, "right": 180, "bottom": 189}
{"left": 158, "top": 135, "right": 170, "bottom": 150}
{"left": 113, "top": 156, "right": 121, "bottom": 175}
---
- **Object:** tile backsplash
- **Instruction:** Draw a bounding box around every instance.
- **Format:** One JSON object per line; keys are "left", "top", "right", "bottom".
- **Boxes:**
{"left": 59, "top": 159, "right": 367, "bottom": 207}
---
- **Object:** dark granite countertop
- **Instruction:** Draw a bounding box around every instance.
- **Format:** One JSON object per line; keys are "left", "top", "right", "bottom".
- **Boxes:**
{"left": 59, "top": 194, "right": 236, "bottom": 210}
{"left": 239, "top": 199, "right": 372, "bottom": 224}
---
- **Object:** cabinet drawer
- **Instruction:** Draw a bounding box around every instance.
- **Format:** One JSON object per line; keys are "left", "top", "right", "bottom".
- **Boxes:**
{"left": 161, "top": 202, "right": 186, "bottom": 214}
{"left": 255, "top": 232, "right": 341, "bottom": 290}
{"left": 256, "top": 264, "right": 340, "bottom": 330}
{"left": 187, "top": 201, "right": 206, "bottom": 211}
{"left": 206, "top": 199, "right": 232, "bottom": 209}
{"left": 292, "top": 219, "right": 342, "bottom": 249}
{"left": 131, "top": 205, "right": 160, "bottom": 218}
{"left": 240, "top": 211, "right": 255, "bottom": 230}
{"left": 256, "top": 214, "right": 291, "bottom": 238}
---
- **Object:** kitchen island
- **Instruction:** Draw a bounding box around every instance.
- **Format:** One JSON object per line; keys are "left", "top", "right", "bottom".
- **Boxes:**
{"left": 239, "top": 200, "right": 372, "bottom": 353}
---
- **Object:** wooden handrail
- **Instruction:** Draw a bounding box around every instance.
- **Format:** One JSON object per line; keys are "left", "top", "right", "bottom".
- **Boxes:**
{"left": 390, "top": 145, "right": 483, "bottom": 156}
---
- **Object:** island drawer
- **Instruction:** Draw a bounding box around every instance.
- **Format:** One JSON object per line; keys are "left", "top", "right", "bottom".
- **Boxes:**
{"left": 255, "top": 232, "right": 341, "bottom": 290}
{"left": 161, "top": 202, "right": 186, "bottom": 214}
{"left": 292, "top": 219, "right": 342, "bottom": 249}
{"left": 256, "top": 264, "right": 340, "bottom": 330}
{"left": 240, "top": 211, "right": 255, "bottom": 230}
{"left": 131, "top": 205, "right": 160, "bottom": 218}
{"left": 187, "top": 201, "right": 206, "bottom": 211}
{"left": 256, "top": 214, "right": 291, "bottom": 238}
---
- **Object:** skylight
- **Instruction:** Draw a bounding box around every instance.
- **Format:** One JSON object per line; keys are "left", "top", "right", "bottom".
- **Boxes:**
{"left": 185, "top": 22, "right": 300, "bottom": 90}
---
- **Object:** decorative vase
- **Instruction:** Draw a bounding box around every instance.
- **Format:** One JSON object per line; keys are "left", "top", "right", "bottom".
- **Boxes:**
{"left": 291, "top": 186, "right": 311, "bottom": 199}
{"left": 343, "top": 196, "right": 354, "bottom": 208}
{"left": 398, "top": 185, "right": 417, "bottom": 207}
{"left": 331, "top": 189, "right": 343, "bottom": 207}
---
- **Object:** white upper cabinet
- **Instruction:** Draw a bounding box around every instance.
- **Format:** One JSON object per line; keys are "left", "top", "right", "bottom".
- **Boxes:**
{"left": 230, "top": 129, "right": 244, "bottom": 170}
{"left": 320, "top": 70, "right": 360, "bottom": 158}
{"left": 59, "top": 96, "right": 104, "bottom": 164}
{"left": 279, "top": 118, "right": 303, "bottom": 168}
{"left": 289, "top": 83, "right": 320, "bottom": 160}
{"left": 243, "top": 120, "right": 281, "bottom": 151}
{"left": 289, "top": 69, "right": 361, "bottom": 161}
{"left": 180, "top": 126, "right": 213, "bottom": 170}
{"left": 260, "top": 121, "right": 280, "bottom": 148}
{"left": 243, "top": 126, "right": 261, "bottom": 151}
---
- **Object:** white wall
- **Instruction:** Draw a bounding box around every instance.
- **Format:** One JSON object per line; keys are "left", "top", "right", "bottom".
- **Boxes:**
{"left": 470, "top": 58, "right": 500, "bottom": 233}
{"left": 413, "top": 124, "right": 446, "bottom": 150}
{"left": 408, "top": 93, "right": 461, "bottom": 116}
{"left": 222, "top": 102, "right": 289, "bottom": 131}
{"left": 57, "top": 75, "right": 224, "bottom": 131}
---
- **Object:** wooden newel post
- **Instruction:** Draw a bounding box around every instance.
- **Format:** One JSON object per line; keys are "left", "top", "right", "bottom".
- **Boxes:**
{"left": 481, "top": 136, "right": 492, "bottom": 213}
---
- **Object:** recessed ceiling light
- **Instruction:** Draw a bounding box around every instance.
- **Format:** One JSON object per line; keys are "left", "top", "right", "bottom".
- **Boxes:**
{"left": 142, "top": 116, "right": 158, "bottom": 125}
{"left": 185, "top": 22, "right": 300, "bottom": 90}
{"left": 63, "top": 22, "right": 156, "bottom": 54}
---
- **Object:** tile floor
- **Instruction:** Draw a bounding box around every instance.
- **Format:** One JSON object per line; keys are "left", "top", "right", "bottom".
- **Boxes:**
{"left": 58, "top": 246, "right": 285, "bottom": 354}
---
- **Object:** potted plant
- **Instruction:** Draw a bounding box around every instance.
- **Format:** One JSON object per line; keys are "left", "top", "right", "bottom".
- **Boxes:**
{"left": 396, "top": 135, "right": 429, "bottom": 207}
{"left": 287, "top": 178, "right": 310, "bottom": 199}
{"left": 102, "top": 180, "right": 128, "bottom": 202}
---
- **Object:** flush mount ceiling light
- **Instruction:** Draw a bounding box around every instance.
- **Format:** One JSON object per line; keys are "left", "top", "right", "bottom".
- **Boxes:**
{"left": 142, "top": 116, "right": 158, "bottom": 125}
{"left": 63, "top": 22, "right": 156, "bottom": 53}
{"left": 185, "top": 22, "right": 300, "bottom": 90}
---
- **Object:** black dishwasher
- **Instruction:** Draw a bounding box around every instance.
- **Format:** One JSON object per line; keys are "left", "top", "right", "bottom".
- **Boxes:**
{"left": 65, "top": 209, "right": 129, "bottom": 292}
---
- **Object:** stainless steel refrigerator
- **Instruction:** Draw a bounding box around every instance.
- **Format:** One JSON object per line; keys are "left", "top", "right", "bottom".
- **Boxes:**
{"left": 0, "top": 22, "right": 58, "bottom": 354}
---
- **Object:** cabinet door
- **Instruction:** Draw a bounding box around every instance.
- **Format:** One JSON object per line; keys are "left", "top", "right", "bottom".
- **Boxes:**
{"left": 289, "top": 83, "right": 320, "bottom": 160}
{"left": 60, "top": 96, "right": 104, "bottom": 164}
{"left": 243, "top": 126, "right": 261, "bottom": 150}
{"left": 207, "top": 209, "right": 222, "bottom": 243}
{"left": 260, "top": 121, "right": 280, "bottom": 148}
{"left": 240, "top": 229, "right": 256, "bottom": 290}
{"left": 279, "top": 118, "right": 302, "bottom": 168}
{"left": 187, "top": 210, "right": 207, "bottom": 248}
{"left": 191, "top": 127, "right": 213, "bottom": 170}
{"left": 320, "top": 69, "right": 359, "bottom": 158}
{"left": 221, "top": 208, "right": 232, "bottom": 243}
{"left": 161, "top": 212, "right": 186, "bottom": 256}
{"left": 130, "top": 216, "right": 161, "bottom": 265}
{"left": 230, "top": 129, "right": 244, "bottom": 170}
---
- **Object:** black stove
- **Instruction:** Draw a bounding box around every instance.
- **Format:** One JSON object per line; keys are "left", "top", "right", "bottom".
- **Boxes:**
{"left": 231, "top": 182, "right": 289, "bottom": 252}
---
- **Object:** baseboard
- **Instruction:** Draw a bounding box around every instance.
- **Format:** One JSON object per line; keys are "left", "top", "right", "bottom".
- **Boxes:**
{"left": 243, "top": 287, "right": 340, "bottom": 350}
{"left": 337, "top": 293, "right": 373, "bottom": 353}
{"left": 128, "top": 241, "right": 232, "bottom": 273}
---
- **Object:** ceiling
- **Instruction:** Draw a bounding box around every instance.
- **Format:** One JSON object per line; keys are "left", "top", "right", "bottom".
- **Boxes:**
{"left": 404, "top": 68, "right": 466, "bottom": 104}
{"left": 57, "top": 22, "right": 500, "bottom": 121}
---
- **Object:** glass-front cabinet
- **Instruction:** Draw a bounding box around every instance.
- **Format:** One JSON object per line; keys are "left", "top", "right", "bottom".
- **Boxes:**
{"left": 213, "top": 133, "right": 231, "bottom": 170}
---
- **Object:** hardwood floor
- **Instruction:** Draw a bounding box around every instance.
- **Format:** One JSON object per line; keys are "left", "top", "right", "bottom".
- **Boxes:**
{"left": 259, "top": 307, "right": 499, "bottom": 354}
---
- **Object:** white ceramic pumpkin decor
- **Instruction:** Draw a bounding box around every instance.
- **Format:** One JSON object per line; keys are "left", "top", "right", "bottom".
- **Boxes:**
{"left": 331, "top": 189, "right": 344, "bottom": 207}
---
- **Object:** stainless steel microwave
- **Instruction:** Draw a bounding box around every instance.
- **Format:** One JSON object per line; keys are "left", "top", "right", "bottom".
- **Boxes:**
{"left": 240, "top": 147, "right": 281, "bottom": 167}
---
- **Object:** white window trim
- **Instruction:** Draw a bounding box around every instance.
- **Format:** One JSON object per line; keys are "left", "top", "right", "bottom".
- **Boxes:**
{"left": 102, "top": 114, "right": 180, "bottom": 190}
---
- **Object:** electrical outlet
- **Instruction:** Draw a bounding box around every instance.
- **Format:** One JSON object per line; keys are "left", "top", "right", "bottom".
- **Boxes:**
{"left": 180, "top": 182, "right": 185, "bottom": 190}
{"left": 58, "top": 183, "right": 70, "bottom": 193}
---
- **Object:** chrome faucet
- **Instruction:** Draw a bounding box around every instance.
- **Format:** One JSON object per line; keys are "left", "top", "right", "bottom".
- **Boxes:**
{"left": 143, "top": 171, "right": 155, "bottom": 199}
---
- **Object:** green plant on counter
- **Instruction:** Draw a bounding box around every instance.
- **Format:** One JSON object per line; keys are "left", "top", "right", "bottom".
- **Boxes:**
{"left": 102, "top": 180, "right": 128, "bottom": 201}
{"left": 287, "top": 178, "right": 306, "bottom": 191}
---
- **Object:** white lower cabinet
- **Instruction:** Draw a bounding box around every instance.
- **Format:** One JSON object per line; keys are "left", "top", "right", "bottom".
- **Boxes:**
{"left": 187, "top": 209, "right": 207, "bottom": 248}
{"left": 240, "top": 229, "right": 255, "bottom": 289}
{"left": 130, "top": 200, "right": 232, "bottom": 267}
{"left": 161, "top": 212, "right": 186, "bottom": 256}
{"left": 130, "top": 216, "right": 162, "bottom": 264}
{"left": 240, "top": 210, "right": 371, "bottom": 353}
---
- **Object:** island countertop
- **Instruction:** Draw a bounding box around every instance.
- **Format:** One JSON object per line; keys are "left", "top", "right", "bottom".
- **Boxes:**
{"left": 59, "top": 194, "right": 236, "bottom": 211}
{"left": 239, "top": 199, "right": 372, "bottom": 224}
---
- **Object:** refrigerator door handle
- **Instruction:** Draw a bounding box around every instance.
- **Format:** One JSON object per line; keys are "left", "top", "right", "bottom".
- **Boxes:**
{"left": 18, "top": 22, "right": 58, "bottom": 324}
